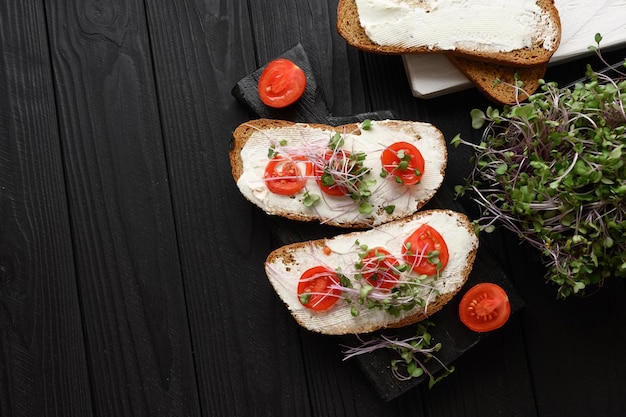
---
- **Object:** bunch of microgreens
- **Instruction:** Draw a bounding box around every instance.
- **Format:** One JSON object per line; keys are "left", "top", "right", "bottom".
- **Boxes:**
{"left": 342, "top": 321, "right": 453, "bottom": 388}
{"left": 452, "top": 34, "right": 626, "bottom": 298}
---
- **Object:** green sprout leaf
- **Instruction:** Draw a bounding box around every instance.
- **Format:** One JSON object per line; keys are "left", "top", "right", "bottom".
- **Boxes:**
{"left": 470, "top": 108, "right": 487, "bottom": 129}
{"left": 303, "top": 191, "right": 320, "bottom": 207}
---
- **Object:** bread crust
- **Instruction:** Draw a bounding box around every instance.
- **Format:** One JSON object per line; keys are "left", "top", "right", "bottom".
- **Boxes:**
{"left": 230, "top": 118, "right": 448, "bottom": 228}
{"left": 336, "top": 0, "right": 561, "bottom": 67}
{"left": 264, "top": 209, "right": 479, "bottom": 335}
{"left": 446, "top": 55, "right": 548, "bottom": 105}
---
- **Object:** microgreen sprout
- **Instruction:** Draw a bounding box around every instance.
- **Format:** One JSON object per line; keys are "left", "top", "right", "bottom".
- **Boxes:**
{"left": 329, "top": 132, "right": 345, "bottom": 150}
{"left": 302, "top": 191, "right": 320, "bottom": 207}
{"left": 342, "top": 321, "right": 454, "bottom": 386}
{"left": 453, "top": 45, "right": 626, "bottom": 298}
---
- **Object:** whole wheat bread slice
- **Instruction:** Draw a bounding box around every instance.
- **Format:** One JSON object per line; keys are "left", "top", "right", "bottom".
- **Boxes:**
{"left": 264, "top": 209, "right": 479, "bottom": 335}
{"left": 336, "top": 0, "right": 561, "bottom": 67}
{"left": 447, "top": 54, "right": 548, "bottom": 104}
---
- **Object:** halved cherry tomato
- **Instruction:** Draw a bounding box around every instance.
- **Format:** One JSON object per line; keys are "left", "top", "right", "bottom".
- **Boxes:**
{"left": 315, "top": 150, "right": 352, "bottom": 196}
{"left": 402, "top": 224, "right": 449, "bottom": 275}
{"left": 263, "top": 156, "right": 312, "bottom": 195}
{"left": 458, "top": 283, "right": 511, "bottom": 332}
{"left": 381, "top": 142, "right": 425, "bottom": 185}
{"left": 361, "top": 247, "right": 400, "bottom": 290}
{"left": 297, "top": 266, "right": 342, "bottom": 311}
{"left": 257, "top": 59, "right": 306, "bottom": 108}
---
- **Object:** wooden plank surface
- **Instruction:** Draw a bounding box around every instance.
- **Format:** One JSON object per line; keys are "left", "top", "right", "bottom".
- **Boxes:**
{"left": 143, "top": 2, "right": 316, "bottom": 416}
{"left": 1, "top": 0, "right": 625, "bottom": 416}
{"left": 38, "top": 1, "right": 201, "bottom": 416}
{"left": 0, "top": 2, "right": 93, "bottom": 416}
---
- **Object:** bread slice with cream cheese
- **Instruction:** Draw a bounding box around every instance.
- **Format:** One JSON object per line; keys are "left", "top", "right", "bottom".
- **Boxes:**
{"left": 264, "top": 209, "right": 479, "bottom": 335}
{"left": 336, "top": 0, "right": 561, "bottom": 67}
{"left": 230, "top": 118, "right": 447, "bottom": 228}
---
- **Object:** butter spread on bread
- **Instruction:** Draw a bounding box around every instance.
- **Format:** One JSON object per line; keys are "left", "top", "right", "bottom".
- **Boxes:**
{"left": 264, "top": 209, "right": 479, "bottom": 335}
{"left": 230, "top": 119, "right": 447, "bottom": 228}
{"left": 337, "top": 0, "right": 561, "bottom": 67}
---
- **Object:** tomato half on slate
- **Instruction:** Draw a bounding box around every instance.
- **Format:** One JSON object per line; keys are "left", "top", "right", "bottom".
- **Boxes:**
{"left": 361, "top": 247, "right": 400, "bottom": 290}
{"left": 381, "top": 141, "right": 425, "bottom": 185}
{"left": 402, "top": 224, "right": 449, "bottom": 275}
{"left": 263, "top": 155, "right": 312, "bottom": 195}
{"left": 297, "top": 266, "right": 342, "bottom": 311}
{"left": 257, "top": 59, "right": 306, "bottom": 108}
{"left": 459, "top": 283, "right": 511, "bottom": 332}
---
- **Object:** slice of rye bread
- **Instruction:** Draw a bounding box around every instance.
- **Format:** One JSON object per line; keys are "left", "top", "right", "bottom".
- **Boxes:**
{"left": 336, "top": 0, "right": 561, "bottom": 67}
{"left": 446, "top": 54, "right": 548, "bottom": 105}
{"left": 264, "top": 209, "right": 479, "bottom": 335}
{"left": 230, "top": 118, "right": 448, "bottom": 228}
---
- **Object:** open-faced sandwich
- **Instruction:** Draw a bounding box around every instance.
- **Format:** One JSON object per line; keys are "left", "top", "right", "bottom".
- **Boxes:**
{"left": 264, "top": 209, "right": 479, "bottom": 335}
{"left": 230, "top": 118, "right": 447, "bottom": 228}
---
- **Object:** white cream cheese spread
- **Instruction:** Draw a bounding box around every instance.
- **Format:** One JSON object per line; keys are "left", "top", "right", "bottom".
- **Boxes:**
{"left": 236, "top": 120, "right": 447, "bottom": 227}
{"left": 354, "top": 0, "right": 559, "bottom": 52}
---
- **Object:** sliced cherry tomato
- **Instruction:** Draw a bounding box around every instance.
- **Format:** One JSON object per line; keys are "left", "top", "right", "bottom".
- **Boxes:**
{"left": 381, "top": 142, "right": 425, "bottom": 185}
{"left": 315, "top": 150, "right": 352, "bottom": 196}
{"left": 361, "top": 247, "right": 400, "bottom": 290}
{"left": 459, "top": 283, "right": 511, "bottom": 332}
{"left": 297, "top": 266, "right": 342, "bottom": 311}
{"left": 402, "top": 224, "right": 449, "bottom": 275}
{"left": 257, "top": 59, "right": 306, "bottom": 108}
{"left": 263, "top": 156, "right": 312, "bottom": 195}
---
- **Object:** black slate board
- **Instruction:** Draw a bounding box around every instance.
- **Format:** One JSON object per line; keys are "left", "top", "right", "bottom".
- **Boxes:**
{"left": 232, "top": 44, "right": 524, "bottom": 401}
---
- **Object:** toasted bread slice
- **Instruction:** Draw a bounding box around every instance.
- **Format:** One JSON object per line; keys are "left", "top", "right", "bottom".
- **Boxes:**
{"left": 336, "top": 0, "right": 561, "bottom": 67}
{"left": 230, "top": 119, "right": 447, "bottom": 228}
{"left": 446, "top": 55, "right": 548, "bottom": 104}
{"left": 264, "top": 209, "right": 479, "bottom": 335}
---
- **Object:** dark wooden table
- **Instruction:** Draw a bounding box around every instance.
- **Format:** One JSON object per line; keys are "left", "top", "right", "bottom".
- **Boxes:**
{"left": 2, "top": 1, "right": 625, "bottom": 416}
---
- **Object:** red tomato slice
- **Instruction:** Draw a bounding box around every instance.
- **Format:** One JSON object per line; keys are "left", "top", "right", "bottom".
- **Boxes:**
{"left": 402, "top": 224, "right": 449, "bottom": 275}
{"left": 297, "top": 266, "right": 342, "bottom": 311}
{"left": 263, "top": 156, "right": 312, "bottom": 196}
{"left": 361, "top": 247, "right": 400, "bottom": 290}
{"left": 315, "top": 150, "right": 352, "bottom": 196}
{"left": 381, "top": 142, "right": 425, "bottom": 185}
{"left": 459, "top": 283, "right": 511, "bottom": 332}
{"left": 257, "top": 59, "right": 306, "bottom": 108}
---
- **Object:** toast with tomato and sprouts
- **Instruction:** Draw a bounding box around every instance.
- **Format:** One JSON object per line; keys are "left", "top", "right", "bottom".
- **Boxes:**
{"left": 264, "top": 209, "right": 479, "bottom": 335}
{"left": 230, "top": 118, "right": 447, "bottom": 228}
